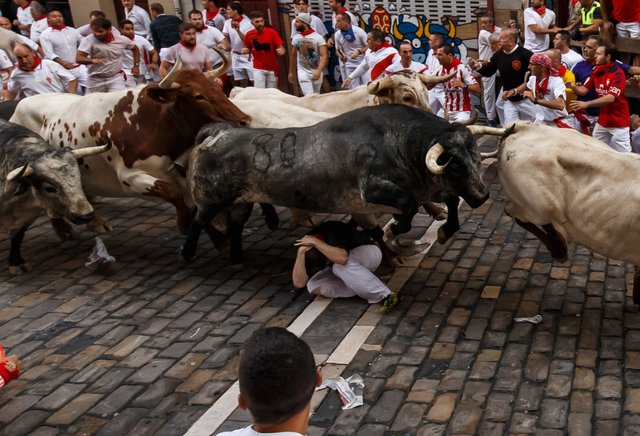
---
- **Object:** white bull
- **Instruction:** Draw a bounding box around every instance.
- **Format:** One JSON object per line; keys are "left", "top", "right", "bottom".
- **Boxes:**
{"left": 231, "top": 70, "right": 455, "bottom": 116}
{"left": 472, "top": 122, "right": 640, "bottom": 303}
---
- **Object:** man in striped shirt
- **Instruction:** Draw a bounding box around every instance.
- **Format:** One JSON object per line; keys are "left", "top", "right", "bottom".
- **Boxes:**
{"left": 435, "top": 45, "right": 480, "bottom": 122}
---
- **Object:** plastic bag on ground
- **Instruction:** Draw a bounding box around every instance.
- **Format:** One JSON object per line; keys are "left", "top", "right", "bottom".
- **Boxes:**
{"left": 317, "top": 374, "right": 364, "bottom": 410}
{"left": 85, "top": 237, "right": 115, "bottom": 270}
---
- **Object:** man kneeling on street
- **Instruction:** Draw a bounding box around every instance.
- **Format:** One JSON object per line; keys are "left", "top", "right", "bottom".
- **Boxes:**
{"left": 292, "top": 221, "right": 398, "bottom": 314}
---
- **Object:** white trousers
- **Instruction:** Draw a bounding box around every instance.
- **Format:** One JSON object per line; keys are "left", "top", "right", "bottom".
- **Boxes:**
{"left": 253, "top": 69, "right": 278, "bottom": 88}
{"left": 616, "top": 22, "right": 640, "bottom": 38}
{"left": 481, "top": 75, "right": 498, "bottom": 120}
{"left": 593, "top": 123, "right": 631, "bottom": 153}
{"left": 343, "top": 64, "right": 364, "bottom": 89}
{"left": 429, "top": 89, "right": 446, "bottom": 117}
{"left": 86, "top": 75, "right": 126, "bottom": 93}
{"left": 499, "top": 94, "right": 537, "bottom": 126}
{"left": 306, "top": 245, "right": 391, "bottom": 304}
{"left": 297, "top": 69, "right": 322, "bottom": 96}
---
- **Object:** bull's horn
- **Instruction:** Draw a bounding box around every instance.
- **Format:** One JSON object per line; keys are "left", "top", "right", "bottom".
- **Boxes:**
{"left": 456, "top": 109, "right": 478, "bottom": 126}
{"left": 481, "top": 148, "right": 500, "bottom": 159}
{"left": 71, "top": 141, "right": 112, "bottom": 159}
{"left": 467, "top": 126, "right": 509, "bottom": 136}
{"left": 425, "top": 143, "right": 448, "bottom": 175}
{"left": 367, "top": 76, "right": 393, "bottom": 94}
{"left": 419, "top": 71, "right": 456, "bottom": 87}
{"left": 159, "top": 56, "right": 182, "bottom": 90}
{"left": 443, "top": 107, "right": 449, "bottom": 122}
{"left": 204, "top": 47, "right": 231, "bottom": 80}
{"left": 6, "top": 163, "right": 33, "bottom": 181}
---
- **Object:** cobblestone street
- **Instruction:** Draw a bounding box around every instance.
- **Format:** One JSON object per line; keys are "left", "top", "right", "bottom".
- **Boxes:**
{"left": 0, "top": 136, "right": 638, "bottom": 435}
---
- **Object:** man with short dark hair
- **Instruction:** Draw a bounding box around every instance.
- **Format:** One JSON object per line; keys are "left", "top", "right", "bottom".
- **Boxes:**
{"left": 570, "top": 43, "right": 631, "bottom": 152}
{"left": 201, "top": 0, "right": 225, "bottom": 31}
{"left": 189, "top": 9, "right": 224, "bottom": 66}
{"left": 76, "top": 17, "right": 139, "bottom": 93}
{"left": 334, "top": 11, "right": 367, "bottom": 88}
{"left": 122, "top": 0, "right": 151, "bottom": 39}
{"left": 434, "top": 44, "right": 480, "bottom": 122}
{"left": 149, "top": 3, "right": 181, "bottom": 58}
{"left": 552, "top": 30, "right": 583, "bottom": 70}
{"left": 478, "top": 14, "right": 501, "bottom": 126}
{"left": 77, "top": 10, "right": 121, "bottom": 37}
{"left": 241, "top": 11, "right": 284, "bottom": 88}
{"left": 217, "top": 327, "right": 321, "bottom": 436}
{"left": 222, "top": 1, "right": 255, "bottom": 87}
{"left": 160, "top": 22, "right": 214, "bottom": 77}
{"left": 120, "top": 19, "right": 157, "bottom": 86}
{"left": 6, "top": 43, "right": 77, "bottom": 100}
{"left": 291, "top": 0, "right": 327, "bottom": 39}
{"left": 342, "top": 29, "right": 399, "bottom": 88}
{"left": 289, "top": 12, "right": 327, "bottom": 95}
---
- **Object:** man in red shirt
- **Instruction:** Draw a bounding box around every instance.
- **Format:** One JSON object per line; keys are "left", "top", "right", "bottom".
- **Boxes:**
{"left": 241, "top": 11, "right": 285, "bottom": 88}
{"left": 570, "top": 42, "right": 631, "bottom": 152}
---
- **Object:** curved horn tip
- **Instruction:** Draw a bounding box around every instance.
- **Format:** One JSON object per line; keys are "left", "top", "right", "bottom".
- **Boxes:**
{"left": 6, "top": 163, "right": 33, "bottom": 181}
{"left": 425, "top": 143, "right": 447, "bottom": 175}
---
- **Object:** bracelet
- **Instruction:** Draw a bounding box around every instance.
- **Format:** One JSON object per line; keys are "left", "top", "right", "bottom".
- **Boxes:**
{"left": 533, "top": 96, "right": 539, "bottom": 105}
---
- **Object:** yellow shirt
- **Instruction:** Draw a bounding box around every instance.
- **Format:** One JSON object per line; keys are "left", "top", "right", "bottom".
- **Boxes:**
{"left": 562, "top": 68, "right": 576, "bottom": 111}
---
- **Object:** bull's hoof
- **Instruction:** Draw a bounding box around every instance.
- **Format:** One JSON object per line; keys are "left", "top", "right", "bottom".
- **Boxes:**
{"left": 290, "top": 209, "right": 313, "bottom": 229}
{"left": 179, "top": 246, "right": 194, "bottom": 263}
{"left": 8, "top": 262, "right": 32, "bottom": 275}
{"left": 432, "top": 210, "right": 447, "bottom": 221}
{"left": 87, "top": 217, "right": 112, "bottom": 234}
{"left": 51, "top": 218, "right": 73, "bottom": 241}
{"left": 264, "top": 212, "right": 279, "bottom": 231}
{"left": 437, "top": 226, "right": 451, "bottom": 244}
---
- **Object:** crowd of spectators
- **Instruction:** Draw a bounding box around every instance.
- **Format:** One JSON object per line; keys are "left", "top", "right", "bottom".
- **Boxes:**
{"left": 0, "top": 0, "right": 638, "bottom": 152}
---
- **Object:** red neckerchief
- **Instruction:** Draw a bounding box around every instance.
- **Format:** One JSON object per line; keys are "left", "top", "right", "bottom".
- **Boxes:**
{"left": 20, "top": 2, "right": 31, "bottom": 10}
{"left": 594, "top": 61, "right": 616, "bottom": 75}
{"left": 558, "top": 65, "right": 567, "bottom": 77}
{"left": 300, "top": 28, "right": 314, "bottom": 36}
{"left": 104, "top": 31, "right": 115, "bottom": 43}
{"left": 534, "top": 5, "right": 546, "bottom": 15}
{"left": 19, "top": 55, "right": 41, "bottom": 72}
{"left": 232, "top": 15, "right": 243, "bottom": 23}
{"left": 196, "top": 25, "right": 208, "bottom": 33}
{"left": 442, "top": 56, "right": 461, "bottom": 73}
{"left": 372, "top": 41, "right": 392, "bottom": 52}
{"left": 49, "top": 24, "right": 67, "bottom": 31}
{"left": 206, "top": 7, "right": 220, "bottom": 21}
{"left": 179, "top": 39, "right": 196, "bottom": 51}
{"left": 339, "top": 7, "right": 348, "bottom": 13}
{"left": 488, "top": 26, "right": 495, "bottom": 33}
{"left": 536, "top": 75, "right": 549, "bottom": 96}
{"left": 36, "top": 14, "right": 47, "bottom": 20}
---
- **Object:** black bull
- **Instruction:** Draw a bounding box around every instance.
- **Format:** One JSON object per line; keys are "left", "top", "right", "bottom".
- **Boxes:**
{"left": 180, "top": 105, "right": 490, "bottom": 262}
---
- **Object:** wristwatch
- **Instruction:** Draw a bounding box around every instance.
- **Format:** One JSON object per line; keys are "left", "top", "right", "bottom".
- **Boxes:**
{"left": 533, "top": 96, "right": 539, "bottom": 105}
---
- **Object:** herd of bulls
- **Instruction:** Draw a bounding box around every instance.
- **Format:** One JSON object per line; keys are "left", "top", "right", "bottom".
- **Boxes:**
{"left": 2, "top": 50, "right": 640, "bottom": 305}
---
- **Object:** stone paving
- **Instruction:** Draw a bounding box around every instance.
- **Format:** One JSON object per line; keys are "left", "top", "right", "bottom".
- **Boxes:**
{"left": 0, "top": 136, "right": 638, "bottom": 435}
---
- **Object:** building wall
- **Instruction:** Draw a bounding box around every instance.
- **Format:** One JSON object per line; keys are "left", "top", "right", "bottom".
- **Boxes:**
{"left": 68, "top": 0, "right": 178, "bottom": 27}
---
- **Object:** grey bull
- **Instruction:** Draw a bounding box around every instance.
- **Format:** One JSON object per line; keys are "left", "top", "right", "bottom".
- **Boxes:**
{"left": 181, "top": 105, "right": 490, "bottom": 263}
{"left": 0, "top": 119, "right": 109, "bottom": 274}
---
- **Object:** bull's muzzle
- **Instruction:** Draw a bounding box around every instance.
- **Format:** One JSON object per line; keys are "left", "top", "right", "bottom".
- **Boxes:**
{"left": 464, "top": 189, "right": 489, "bottom": 208}
{"left": 69, "top": 211, "right": 95, "bottom": 225}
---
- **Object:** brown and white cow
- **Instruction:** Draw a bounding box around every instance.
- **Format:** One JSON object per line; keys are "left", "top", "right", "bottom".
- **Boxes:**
{"left": 10, "top": 51, "right": 250, "bottom": 236}
{"left": 472, "top": 122, "right": 640, "bottom": 303}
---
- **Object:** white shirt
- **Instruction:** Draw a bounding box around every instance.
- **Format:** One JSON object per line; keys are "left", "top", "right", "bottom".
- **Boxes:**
{"left": 16, "top": 4, "right": 34, "bottom": 36}
{"left": 8, "top": 59, "right": 75, "bottom": 96}
{"left": 562, "top": 49, "right": 584, "bottom": 71}
{"left": 0, "top": 51, "right": 12, "bottom": 69}
{"left": 78, "top": 34, "right": 135, "bottom": 81}
{"left": 478, "top": 26, "right": 501, "bottom": 61}
{"left": 334, "top": 25, "right": 367, "bottom": 68}
{"left": 386, "top": 60, "right": 428, "bottom": 75}
{"left": 122, "top": 34, "right": 154, "bottom": 76}
{"left": 523, "top": 7, "right": 556, "bottom": 53}
{"left": 217, "top": 426, "right": 303, "bottom": 436}
{"left": 202, "top": 8, "right": 225, "bottom": 31}
{"left": 526, "top": 74, "right": 568, "bottom": 122}
{"left": 291, "top": 15, "right": 328, "bottom": 39}
{"left": 196, "top": 26, "right": 225, "bottom": 65}
{"left": 292, "top": 30, "right": 327, "bottom": 75}
{"left": 349, "top": 45, "right": 400, "bottom": 81}
{"left": 163, "top": 43, "right": 214, "bottom": 72}
{"left": 433, "top": 60, "right": 478, "bottom": 113}
{"left": 125, "top": 4, "right": 151, "bottom": 38}
{"left": 223, "top": 16, "right": 255, "bottom": 52}
{"left": 40, "top": 26, "right": 82, "bottom": 64}
{"left": 30, "top": 17, "right": 48, "bottom": 44}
